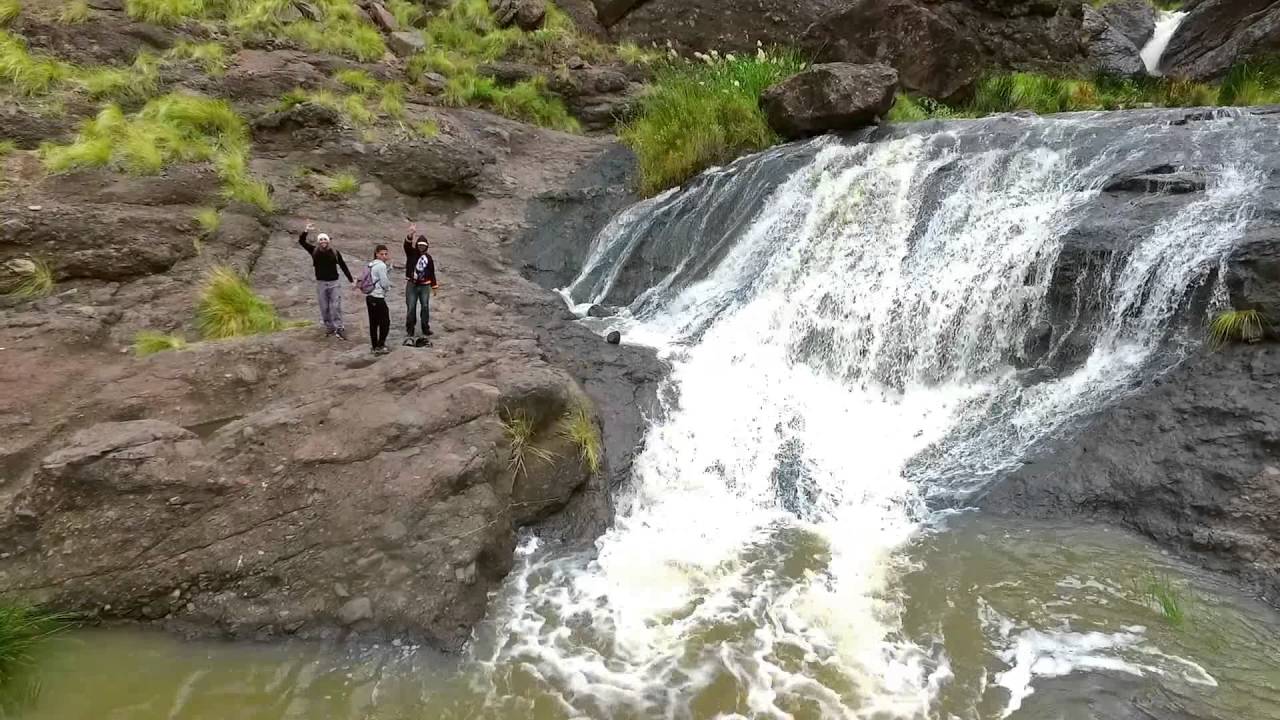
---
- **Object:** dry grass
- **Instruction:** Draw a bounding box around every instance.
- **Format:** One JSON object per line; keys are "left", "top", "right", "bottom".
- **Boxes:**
{"left": 196, "top": 266, "right": 284, "bottom": 338}
{"left": 558, "top": 401, "right": 601, "bottom": 474}
{"left": 133, "top": 330, "right": 188, "bottom": 356}
{"left": 0, "top": 257, "right": 53, "bottom": 299}
{"left": 502, "top": 409, "right": 556, "bottom": 479}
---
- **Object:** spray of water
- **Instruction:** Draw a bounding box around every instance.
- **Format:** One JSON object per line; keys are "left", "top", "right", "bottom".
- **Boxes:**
{"left": 476, "top": 114, "right": 1265, "bottom": 717}
{"left": 1142, "top": 10, "right": 1189, "bottom": 76}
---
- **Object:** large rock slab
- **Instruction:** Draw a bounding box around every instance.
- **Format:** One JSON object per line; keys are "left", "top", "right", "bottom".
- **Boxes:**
{"left": 1162, "top": 0, "right": 1280, "bottom": 80}
{"left": 1099, "top": 0, "right": 1156, "bottom": 49}
{"left": 761, "top": 63, "right": 898, "bottom": 139}
{"left": 1084, "top": 5, "right": 1147, "bottom": 78}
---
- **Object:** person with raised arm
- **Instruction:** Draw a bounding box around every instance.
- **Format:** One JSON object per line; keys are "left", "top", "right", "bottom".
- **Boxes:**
{"left": 298, "top": 221, "right": 354, "bottom": 340}
{"left": 402, "top": 222, "right": 439, "bottom": 344}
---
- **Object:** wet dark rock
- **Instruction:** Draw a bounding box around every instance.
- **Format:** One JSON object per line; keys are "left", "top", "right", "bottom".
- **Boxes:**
{"left": 606, "top": 330, "right": 621, "bottom": 344}
{"left": 761, "top": 63, "right": 898, "bottom": 139}
{"left": 586, "top": 304, "right": 616, "bottom": 318}
{"left": 1163, "top": 0, "right": 1280, "bottom": 81}
{"left": 1084, "top": 5, "right": 1146, "bottom": 78}
{"left": 1098, "top": 0, "right": 1156, "bottom": 50}
{"left": 1103, "top": 165, "right": 1208, "bottom": 194}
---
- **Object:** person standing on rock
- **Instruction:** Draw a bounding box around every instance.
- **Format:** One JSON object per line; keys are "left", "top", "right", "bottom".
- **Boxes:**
{"left": 361, "top": 244, "right": 393, "bottom": 355}
{"left": 403, "top": 223, "right": 439, "bottom": 342}
{"left": 299, "top": 222, "right": 355, "bottom": 340}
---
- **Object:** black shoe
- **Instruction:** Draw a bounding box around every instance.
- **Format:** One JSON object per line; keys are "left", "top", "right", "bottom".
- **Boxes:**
{"left": 402, "top": 337, "right": 417, "bottom": 347}
{"left": 334, "top": 330, "right": 348, "bottom": 341}
{"left": 375, "top": 346, "right": 392, "bottom": 356}
{"left": 325, "top": 328, "right": 336, "bottom": 337}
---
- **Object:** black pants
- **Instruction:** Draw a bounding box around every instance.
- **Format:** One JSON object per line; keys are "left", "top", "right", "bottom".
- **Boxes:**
{"left": 365, "top": 296, "right": 390, "bottom": 349}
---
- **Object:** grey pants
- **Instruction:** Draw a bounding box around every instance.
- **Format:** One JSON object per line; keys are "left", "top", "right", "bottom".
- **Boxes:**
{"left": 405, "top": 282, "right": 431, "bottom": 335}
{"left": 316, "top": 279, "right": 344, "bottom": 332}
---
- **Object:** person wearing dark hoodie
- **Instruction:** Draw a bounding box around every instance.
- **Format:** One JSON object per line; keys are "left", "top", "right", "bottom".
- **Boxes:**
{"left": 403, "top": 223, "right": 439, "bottom": 341}
{"left": 299, "top": 222, "right": 354, "bottom": 340}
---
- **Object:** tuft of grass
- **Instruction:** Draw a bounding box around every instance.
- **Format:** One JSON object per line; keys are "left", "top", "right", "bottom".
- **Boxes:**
{"left": 0, "top": 0, "right": 18, "bottom": 25}
{"left": 621, "top": 48, "right": 808, "bottom": 196}
{"left": 558, "top": 402, "right": 601, "bottom": 475}
{"left": 57, "top": 0, "right": 89, "bottom": 23}
{"left": 0, "top": 605, "right": 70, "bottom": 690}
{"left": 335, "top": 68, "right": 380, "bottom": 94}
{"left": 617, "top": 42, "right": 662, "bottom": 66}
{"left": 502, "top": 409, "right": 556, "bottom": 479}
{"left": 324, "top": 170, "right": 359, "bottom": 196}
{"left": 196, "top": 266, "right": 284, "bottom": 339}
{"left": 386, "top": 0, "right": 422, "bottom": 28}
{"left": 168, "top": 40, "right": 227, "bottom": 76}
{"left": 0, "top": 139, "right": 14, "bottom": 157}
{"left": 0, "top": 30, "right": 71, "bottom": 95}
{"left": 414, "top": 118, "right": 439, "bottom": 138}
{"left": 193, "top": 206, "right": 220, "bottom": 234}
{"left": 1133, "top": 573, "right": 1186, "bottom": 627}
{"left": 77, "top": 52, "right": 160, "bottom": 100}
{"left": 124, "top": 0, "right": 206, "bottom": 25}
{"left": 1209, "top": 309, "right": 1268, "bottom": 349}
{"left": 0, "top": 258, "right": 53, "bottom": 299}
{"left": 133, "top": 330, "right": 187, "bottom": 356}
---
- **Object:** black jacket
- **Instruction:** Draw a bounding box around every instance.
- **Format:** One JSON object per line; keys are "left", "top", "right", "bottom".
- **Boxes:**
{"left": 299, "top": 232, "right": 353, "bottom": 283}
{"left": 403, "top": 235, "right": 438, "bottom": 285}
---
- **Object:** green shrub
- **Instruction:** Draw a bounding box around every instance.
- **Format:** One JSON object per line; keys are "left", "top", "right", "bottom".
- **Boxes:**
{"left": 621, "top": 49, "right": 807, "bottom": 196}
{"left": 0, "top": 605, "right": 69, "bottom": 690}
{"left": 558, "top": 402, "right": 601, "bottom": 475}
{"left": 0, "top": 257, "right": 53, "bottom": 299}
{"left": 58, "top": 0, "right": 89, "bottom": 23}
{"left": 324, "top": 170, "right": 359, "bottom": 195}
{"left": 1209, "top": 309, "right": 1268, "bottom": 349}
{"left": 168, "top": 40, "right": 228, "bottom": 75}
{"left": 133, "top": 330, "right": 188, "bottom": 356}
{"left": 194, "top": 206, "right": 220, "bottom": 234}
{"left": 386, "top": 0, "right": 422, "bottom": 27}
{"left": 0, "top": 139, "right": 14, "bottom": 157}
{"left": 196, "top": 266, "right": 284, "bottom": 338}
{"left": 1218, "top": 59, "right": 1280, "bottom": 106}
{"left": 0, "top": 0, "right": 18, "bottom": 25}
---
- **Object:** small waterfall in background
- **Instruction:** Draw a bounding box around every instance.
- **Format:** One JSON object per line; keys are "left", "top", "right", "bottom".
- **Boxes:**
{"left": 1142, "top": 10, "right": 1190, "bottom": 75}
{"left": 472, "top": 112, "right": 1267, "bottom": 717}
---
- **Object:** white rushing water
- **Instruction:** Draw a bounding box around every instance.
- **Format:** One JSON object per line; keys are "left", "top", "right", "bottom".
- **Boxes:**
{"left": 476, "top": 115, "right": 1264, "bottom": 717}
{"left": 1142, "top": 10, "right": 1189, "bottom": 76}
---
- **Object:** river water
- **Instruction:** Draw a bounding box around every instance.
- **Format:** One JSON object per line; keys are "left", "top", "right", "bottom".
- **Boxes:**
{"left": 15, "top": 112, "right": 1280, "bottom": 718}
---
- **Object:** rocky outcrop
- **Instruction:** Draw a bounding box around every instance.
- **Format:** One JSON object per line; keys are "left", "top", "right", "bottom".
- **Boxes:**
{"left": 1084, "top": 5, "right": 1147, "bottom": 78}
{"left": 490, "top": 0, "right": 546, "bottom": 31}
{"left": 0, "top": 344, "right": 598, "bottom": 648}
{"left": 761, "top": 63, "right": 898, "bottom": 139}
{"left": 1098, "top": 0, "right": 1155, "bottom": 50}
{"left": 1163, "top": 0, "right": 1280, "bottom": 80}
{"left": 983, "top": 344, "right": 1280, "bottom": 607}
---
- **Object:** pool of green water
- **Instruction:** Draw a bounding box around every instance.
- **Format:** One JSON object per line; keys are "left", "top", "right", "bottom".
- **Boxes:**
{"left": 9, "top": 515, "right": 1280, "bottom": 720}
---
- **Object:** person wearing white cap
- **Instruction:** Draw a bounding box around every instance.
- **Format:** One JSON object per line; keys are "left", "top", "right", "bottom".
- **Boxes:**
{"left": 299, "top": 222, "right": 354, "bottom": 340}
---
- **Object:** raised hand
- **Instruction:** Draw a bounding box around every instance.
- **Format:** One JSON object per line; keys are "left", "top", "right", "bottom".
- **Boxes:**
{"left": 408, "top": 222, "right": 417, "bottom": 236}
{"left": 305, "top": 221, "right": 315, "bottom": 233}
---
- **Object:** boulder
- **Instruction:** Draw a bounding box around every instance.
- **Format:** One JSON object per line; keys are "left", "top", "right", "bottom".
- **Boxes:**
{"left": 388, "top": 30, "right": 427, "bottom": 58}
{"left": 592, "top": 0, "right": 645, "bottom": 26}
{"left": 367, "top": 2, "right": 398, "bottom": 32}
{"left": 606, "top": 330, "right": 621, "bottom": 344}
{"left": 1098, "top": 0, "right": 1156, "bottom": 50}
{"left": 490, "top": 0, "right": 546, "bottom": 31}
{"left": 224, "top": 50, "right": 327, "bottom": 100}
{"left": 1162, "top": 0, "right": 1280, "bottom": 81}
{"left": 761, "top": 63, "right": 898, "bottom": 139}
{"left": 1084, "top": 5, "right": 1147, "bottom": 79}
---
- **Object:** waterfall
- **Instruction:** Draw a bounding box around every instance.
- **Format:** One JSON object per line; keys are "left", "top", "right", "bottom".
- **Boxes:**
{"left": 478, "top": 112, "right": 1267, "bottom": 717}
{"left": 1141, "top": 10, "right": 1189, "bottom": 76}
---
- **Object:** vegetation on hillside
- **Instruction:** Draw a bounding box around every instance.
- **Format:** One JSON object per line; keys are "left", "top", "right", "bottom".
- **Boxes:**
{"left": 890, "top": 61, "right": 1280, "bottom": 122}
{"left": 133, "top": 330, "right": 188, "bottom": 356}
{"left": 0, "top": 258, "right": 53, "bottom": 299}
{"left": 502, "top": 408, "right": 556, "bottom": 480}
{"left": 0, "top": 605, "right": 68, "bottom": 694}
{"left": 558, "top": 402, "right": 602, "bottom": 475}
{"left": 621, "top": 48, "right": 807, "bottom": 196}
{"left": 1133, "top": 573, "right": 1186, "bottom": 627}
{"left": 39, "top": 93, "right": 273, "bottom": 212}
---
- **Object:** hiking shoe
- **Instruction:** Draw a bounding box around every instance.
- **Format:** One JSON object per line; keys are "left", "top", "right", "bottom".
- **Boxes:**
{"left": 375, "top": 346, "right": 392, "bottom": 356}
{"left": 334, "top": 330, "right": 348, "bottom": 341}
{"left": 325, "top": 328, "right": 336, "bottom": 336}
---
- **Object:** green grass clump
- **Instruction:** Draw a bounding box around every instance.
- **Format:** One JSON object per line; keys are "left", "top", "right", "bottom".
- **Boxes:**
{"left": 1133, "top": 573, "right": 1186, "bottom": 627}
{"left": 440, "top": 71, "right": 577, "bottom": 131}
{"left": 621, "top": 49, "right": 808, "bottom": 196}
{"left": 386, "top": 0, "right": 422, "bottom": 27}
{"left": 502, "top": 408, "right": 556, "bottom": 479}
{"left": 58, "top": 0, "right": 89, "bottom": 23}
{"left": 124, "top": 0, "right": 205, "bottom": 25}
{"left": 558, "top": 402, "right": 601, "bottom": 475}
{"left": 168, "top": 40, "right": 228, "bottom": 75}
{"left": 415, "top": 118, "right": 439, "bottom": 137}
{"left": 0, "top": 139, "right": 14, "bottom": 157}
{"left": 0, "top": 0, "right": 18, "bottom": 25}
{"left": 133, "top": 330, "right": 188, "bottom": 356}
{"left": 196, "top": 266, "right": 284, "bottom": 339}
{"left": 0, "top": 257, "right": 53, "bottom": 299}
{"left": 77, "top": 52, "right": 160, "bottom": 100}
{"left": 1209, "top": 309, "right": 1268, "bottom": 349}
{"left": 0, "top": 30, "right": 70, "bottom": 95}
{"left": 324, "top": 170, "right": 359, "bottom": 195}
{"left": 0, "top": 605, "right": 69, "bottom": 690}
{"left": 1218, "top": 59, "right": 1280, "bottom": 107}
{"left": 335, "top": 68, "right": 380, "bottom": 93}
{"left": 194, "top": 206, "right": 220, "bottom": 234}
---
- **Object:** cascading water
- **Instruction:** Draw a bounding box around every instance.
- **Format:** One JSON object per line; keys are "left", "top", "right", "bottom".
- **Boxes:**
{"left": 1141, "top": 10, "right": 1189, "bottom": 75}
{"left": 472, "top": 112, "right": 1272, "bottom": 717}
